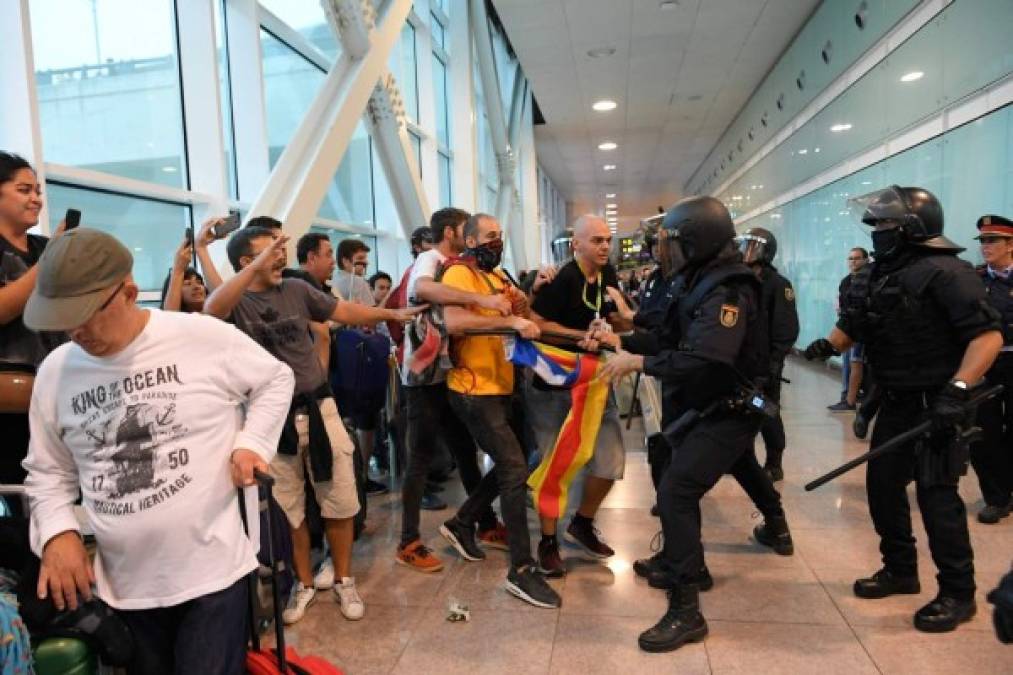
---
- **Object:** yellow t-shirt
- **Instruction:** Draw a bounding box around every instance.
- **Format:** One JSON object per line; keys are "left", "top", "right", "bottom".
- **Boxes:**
{"left": 441, "top": 264, "right": 514, "bottom": 395}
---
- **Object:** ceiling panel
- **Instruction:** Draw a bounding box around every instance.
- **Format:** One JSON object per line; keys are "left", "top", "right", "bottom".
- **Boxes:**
{"left": 494, "top": 0, "right": 820, "bottom": 233}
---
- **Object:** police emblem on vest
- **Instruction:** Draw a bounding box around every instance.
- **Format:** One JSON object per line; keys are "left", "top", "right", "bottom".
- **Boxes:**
{"left": 720, "top": 304, "right": 739, "bottom": 327}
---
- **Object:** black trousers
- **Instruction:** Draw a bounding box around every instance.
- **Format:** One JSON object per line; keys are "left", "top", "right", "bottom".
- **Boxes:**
{"left": 116, "top": 576, "right": 249, "bottom": 675}
{"left": 400, "top": 384, "right": 494, "bottom": 547}
{"left": 759, "top": 362, "right": 786, "bottom": 467}
{"left": 867, "top": 394, "right": 975, "bottom": 600}
{"left": 970, "top": 361, "right": 1013, "bottom": 508}
{"left": 657, "top": 412, "right": 781, "bottom": 580}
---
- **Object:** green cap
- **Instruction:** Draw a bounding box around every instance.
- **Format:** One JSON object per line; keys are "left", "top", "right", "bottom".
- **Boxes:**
{"left": 24, "top": 228, "right": 133, "bottom": 331}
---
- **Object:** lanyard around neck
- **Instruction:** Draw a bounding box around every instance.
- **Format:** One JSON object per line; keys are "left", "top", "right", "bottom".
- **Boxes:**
{"left": 582, "top": 273, "right": 603, "bottom": 315}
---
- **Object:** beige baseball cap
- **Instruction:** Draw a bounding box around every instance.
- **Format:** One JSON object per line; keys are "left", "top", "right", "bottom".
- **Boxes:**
{"left": 24, "top": 228, "right": 133, "bottom": 331}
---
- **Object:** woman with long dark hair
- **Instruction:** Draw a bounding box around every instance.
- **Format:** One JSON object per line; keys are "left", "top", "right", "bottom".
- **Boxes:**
{"left": 160, "top": 217, "right": 225, "bottom": 312}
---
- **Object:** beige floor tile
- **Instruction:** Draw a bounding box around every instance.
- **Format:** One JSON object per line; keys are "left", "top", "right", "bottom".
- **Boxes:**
{"left": 391, "top": 607, "right": 557, "bottom": 675}
{"left": 275, "top": 603, "right": 422, "bottom": 675}
{"left": 854, "top": 624, "right": 1012, "bottom": 674}
{"left": 560, "top": 558, "right": 670, "bottom": 618}
{"left": 701, "top": 564, "right": 846, "bottom": 626}
{"left": 549, "top": 613, "right": 710, "bottom": 674}
{"left": 704, "top": 620, "right": 879, "bottom": 675}
{"left": 431, "top": 554, "right": 565, "bottom": 614}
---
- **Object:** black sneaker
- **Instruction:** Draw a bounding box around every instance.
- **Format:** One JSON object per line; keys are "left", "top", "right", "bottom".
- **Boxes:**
{"left": 420, "top": 493, "right": 448, "bottom": 511}
{"left": 753, "top": 515, "right": 794, "bottom": 556}
{"left": 538, "top": 537, "right": 566, "bottom": 578}
{"left": 978, "top": 502, "right": 1011, "bottom": 524}
{"left": 366, "top": 478, "right": 389, "bottom": 495}
{"left": 564, "top": 518, "right": 615, "bottom": 558}
{"left": 505, "top": 565, "right": 561, "bottom": 609}
{"left": 439, "top": 518, "right": 486, "bottom": 561}
{"left": 853, "top": 412, "right": 870, "bottom": 440}
{"left": 827, "top": 401, "right": 856, "bottom": 413}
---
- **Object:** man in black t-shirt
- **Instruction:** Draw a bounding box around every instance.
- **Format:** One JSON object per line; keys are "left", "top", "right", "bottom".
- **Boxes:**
{"left": 527, "top": 215, "right": 627, "bottom": 577}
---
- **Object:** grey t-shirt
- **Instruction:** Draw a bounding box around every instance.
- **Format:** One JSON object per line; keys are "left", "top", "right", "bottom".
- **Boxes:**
{"left": 332, "top": 269, "right": 375, "bottom": 306}
{"left": 228, "top": 278, "right": 337, "bottom": 394}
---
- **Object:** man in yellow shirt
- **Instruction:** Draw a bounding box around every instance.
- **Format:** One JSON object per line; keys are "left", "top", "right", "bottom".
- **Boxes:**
{"left": 437, "top": 213, "right": 561, "bottom": 609}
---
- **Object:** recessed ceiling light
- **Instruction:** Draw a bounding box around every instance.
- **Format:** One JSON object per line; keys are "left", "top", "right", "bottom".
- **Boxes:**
{"left": 161, "top": 166, "right": 177, "bottom": 173}
{"left": 830, "top": 123, "right": 852, "bottom": 132}
{"left": 587, "top": 47, "right": 616, "bottom": 58}
{"left": 592, "top": 99, "right": 617, "bottom": 112}
{"left": 606, "top": 203, "right": 617, "bottom": 208}
{"left": 900, "top": 71, "right": 924, "bottom": 83}
{"left": 598, "top": 141, "right": 618, "bottom": 151}
{"left": 603, "top": 164, "right": 616, "bottom": 171}
{"left": 659, "top": 0, "right": 680, "bottom": 9}
{"left": 605, "top": 193, "right": 616, "bottom": 198}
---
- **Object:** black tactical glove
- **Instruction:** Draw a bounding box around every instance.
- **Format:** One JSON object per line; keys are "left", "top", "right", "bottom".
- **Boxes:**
{"left": 803, "top": 338, "right": 837, "bottom": 361}
{"left": 931, "top": 381, "right": 969, "bottom": 431}
{"left": 987, "top": 568, "right": 1013, "bottom": 644}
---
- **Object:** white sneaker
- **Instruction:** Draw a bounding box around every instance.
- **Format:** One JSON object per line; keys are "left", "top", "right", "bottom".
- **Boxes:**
{"left": 282, "top": 582, "right": 316, "bottom": 625}
{"left": 335, "top": 577, "right": 365, "bottom": 620}
{"left": 313, "top": 559, "right": 335, "bottom": 590}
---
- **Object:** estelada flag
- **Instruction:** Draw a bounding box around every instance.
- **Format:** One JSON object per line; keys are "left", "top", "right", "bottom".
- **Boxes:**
{"left": 505, "top": 338, "right": 609, "bottom": 519}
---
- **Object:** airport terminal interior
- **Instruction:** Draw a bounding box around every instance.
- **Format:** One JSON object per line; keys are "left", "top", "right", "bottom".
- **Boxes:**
{"left": 1, "top": 0, "right": 1011, "bottom": 673}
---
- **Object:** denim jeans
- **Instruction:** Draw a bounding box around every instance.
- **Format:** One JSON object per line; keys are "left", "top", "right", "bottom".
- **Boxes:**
{"left": 116, "top": 576, "right": 248, "bottom": 675}
{"left": 448, "top": 392, "right": 534, "bottom": 569}
{"left": 400, "top": 384, "right": 495, "bottom": 546}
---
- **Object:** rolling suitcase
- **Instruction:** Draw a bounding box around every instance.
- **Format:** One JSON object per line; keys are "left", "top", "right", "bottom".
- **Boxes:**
{"left": 239, "top": 470, "right": 343, "bottom": 675}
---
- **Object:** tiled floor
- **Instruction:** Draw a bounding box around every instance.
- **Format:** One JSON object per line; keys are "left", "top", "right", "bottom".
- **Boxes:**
{"left": 280, "top": 359, "right": 1013, "bottom": 674}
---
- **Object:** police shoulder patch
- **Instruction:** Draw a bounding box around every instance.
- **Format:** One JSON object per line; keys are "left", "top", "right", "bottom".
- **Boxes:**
{"left": 719, "top": 304, "right": 739, "bottom": 328}
{"left": 784, "top": 286, "right": 795, "bottom": 302}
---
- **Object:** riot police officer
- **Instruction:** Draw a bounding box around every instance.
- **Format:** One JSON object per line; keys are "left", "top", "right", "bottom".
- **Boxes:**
{"left": 970, "top": 214, "right": 1013, "bottom": 524}
{"left": 737, "top": 228, "right": 800, "bottom": 481}
{"left": 804, "top": 185, "right": 1002, "bottom": 632}
{"left": 593, "top": 196, "right": 791, "bottom": 652}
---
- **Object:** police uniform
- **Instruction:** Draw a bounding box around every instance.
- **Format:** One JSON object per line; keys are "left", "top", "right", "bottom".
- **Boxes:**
{"left": 756, "top": 264, "right": 799, "bottom": 473}
{"left": 631, "top": 197, "right": 791, "bottom": 653}
{"left": 831, "top": 187, "right": 1001, "bottom": 629}
{"left": 970, "top": 215, "right": 1013, "bottom": 521}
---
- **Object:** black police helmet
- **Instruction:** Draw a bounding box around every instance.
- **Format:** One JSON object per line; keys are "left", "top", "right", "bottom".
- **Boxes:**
{"left": 859, "top": 185, "right": 943, "bottom": 241}
{"left": 661, "top": 196, "right": 736, "bottom": 265}
{"left": 410, "top": 226, "right": 433, "bottom": 248}
{"left": 737, "top": 227, "right": 777, "bottom": 265}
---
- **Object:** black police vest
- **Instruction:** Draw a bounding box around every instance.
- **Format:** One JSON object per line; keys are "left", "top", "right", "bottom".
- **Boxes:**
{"left": 979, "top": 267, "right": 1013, "bottom": 346}
{"left": 675, "top": 264, "right": 769, "bottom": 385}
{"left": 862, "top": 255, "right": 965, "bottom": 390}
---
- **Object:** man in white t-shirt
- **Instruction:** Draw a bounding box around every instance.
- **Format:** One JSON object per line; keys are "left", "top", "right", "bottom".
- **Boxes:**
{"left": 21, "top": 229, "right": 295, "bottom": 675}
{"left": 394, "top": 208, "right": 520, "bottom": 572}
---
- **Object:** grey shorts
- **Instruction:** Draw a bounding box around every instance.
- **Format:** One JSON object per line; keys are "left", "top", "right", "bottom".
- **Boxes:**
{"left": 270, "top": 397, "right": 360, "bottom": 525}
{"left": 524, "top": 381, "right": 625, "bottom": 481}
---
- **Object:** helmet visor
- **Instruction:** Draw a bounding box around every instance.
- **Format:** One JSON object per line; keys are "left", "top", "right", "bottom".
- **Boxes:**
{"left": 847, "top": 186, "right": 909, "bottom": 228}
{"left": 735, "top": 233, "right": 768, "bottom": 264}
{"left": 657, "top": 228, "right": 687, "bottom": 278}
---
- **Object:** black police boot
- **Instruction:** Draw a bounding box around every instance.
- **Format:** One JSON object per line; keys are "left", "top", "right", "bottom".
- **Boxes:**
{"left": 638, "top": 584, "right": 708, "bottom": 653}
{"left": 913, "top": 596, "right": 976, "bottom": 633}
{"left": 763, "top": 464, "right": 784, "bottom": 482}
{"left": 853, "top": 411, "right": 870, "bottom": 440}
{"left": 853, "top": 568, "right": 921, "bottom": 599}
{"left": 753, "top": 515, "right": 794, "bottom": 556}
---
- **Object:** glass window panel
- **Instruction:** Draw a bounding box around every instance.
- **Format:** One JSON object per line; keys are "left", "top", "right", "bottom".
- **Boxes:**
{"left": 30, "top": 0, "right": 187, "bottom": 187}
{"left": 45, "top": 183, "right": 191, "bottom": 293}
{"left": 389, "top": 23, "right": 418, "bottom": 122}
{"left": 409, "top": 132, "right": 422, "bottom": 179}
{"left": 430, "top": 13, "right": 445, "bottom": 50}
{"left": 438, "top": 151, "right": 452, "bottom": 208}
{"left": 214, "top": 0, "right": 238, "bottom": 199}
{"left": 259, "top": 0, "right": 339, "bottom": 59}
{"left": 432, "top": 54, "right": 450, "bottom": 147}
{"left": 261, "top": 30, "right": 326, "bottom": 164}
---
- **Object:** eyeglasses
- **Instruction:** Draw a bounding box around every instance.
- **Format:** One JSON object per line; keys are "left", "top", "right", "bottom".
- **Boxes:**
{"left": 97, "top": 282, "right": 125, "bottom": 313}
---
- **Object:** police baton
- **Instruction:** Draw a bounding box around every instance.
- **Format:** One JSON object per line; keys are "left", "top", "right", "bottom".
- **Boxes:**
{"left": 804, "top": 383, "right": 1004, "bottom": 492}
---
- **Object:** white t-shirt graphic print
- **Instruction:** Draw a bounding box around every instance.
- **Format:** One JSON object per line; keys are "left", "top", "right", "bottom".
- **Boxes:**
{"left": 24, "top": 310, "right": 294, "bottom": 609}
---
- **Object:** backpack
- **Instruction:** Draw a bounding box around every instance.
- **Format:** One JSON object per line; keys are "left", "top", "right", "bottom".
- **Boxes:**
{"left": 329, "top": 330, "right": 391, "bottom": 420}
{"left": 384, "top": 266, "right": 414, "bottom": 364}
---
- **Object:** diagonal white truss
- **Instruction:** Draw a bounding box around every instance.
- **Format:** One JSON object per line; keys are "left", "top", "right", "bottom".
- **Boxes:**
{"left": 247, "top": 0, "right": 426, "bottom": 250}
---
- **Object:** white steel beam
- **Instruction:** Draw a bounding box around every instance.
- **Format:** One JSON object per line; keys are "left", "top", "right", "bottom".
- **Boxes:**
{"left": 247, "top": 0, "right": 413, "bottom": 252}
{"left": 469, "top": 0, "right": 526, "bottom": 268}
{"left": 365, "top": 73, "right": 430, "bottom": 236}
{"left": 2, "top": 0, "right": 50, "bottom": 232}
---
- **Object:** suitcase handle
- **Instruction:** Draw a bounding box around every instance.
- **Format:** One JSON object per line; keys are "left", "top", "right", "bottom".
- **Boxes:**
{"left": 238, "top": 469, "right": 287, "bottom": 673}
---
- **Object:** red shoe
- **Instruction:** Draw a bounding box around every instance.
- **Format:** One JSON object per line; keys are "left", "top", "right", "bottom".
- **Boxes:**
{"left": 478, "top": 522, "right": 510, "bottom": 551}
